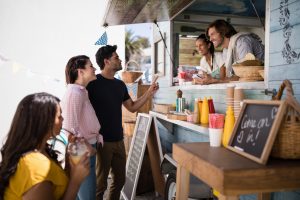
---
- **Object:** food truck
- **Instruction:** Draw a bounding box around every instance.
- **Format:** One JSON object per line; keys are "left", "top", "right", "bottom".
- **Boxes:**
{"left": 102, "top": 0, "right": 300, "bottom": 199}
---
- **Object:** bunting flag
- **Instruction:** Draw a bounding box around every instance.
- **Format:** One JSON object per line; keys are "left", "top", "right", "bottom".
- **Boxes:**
{"left": 95, "top": 31, "right": 108, "bottom": 45}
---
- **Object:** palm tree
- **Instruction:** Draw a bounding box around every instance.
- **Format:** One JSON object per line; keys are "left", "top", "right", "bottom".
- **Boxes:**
{"left": 125, "top": 29, "right": 150, "bottom": 64}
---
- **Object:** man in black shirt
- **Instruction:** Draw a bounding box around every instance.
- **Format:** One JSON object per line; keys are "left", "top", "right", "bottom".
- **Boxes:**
{"left": 87, "top": 45, "right": 158, "bottom": 200}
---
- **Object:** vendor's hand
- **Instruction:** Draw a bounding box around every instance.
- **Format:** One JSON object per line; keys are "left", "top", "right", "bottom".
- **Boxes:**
{"left": 194, "top": 75, "right": 213, "bottom": 85}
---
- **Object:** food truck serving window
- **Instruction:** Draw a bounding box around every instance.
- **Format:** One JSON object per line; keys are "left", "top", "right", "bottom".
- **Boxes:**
{"left": 102, "top": 0, "right": 267, "bottom": 88}
{"left": 171, "top": 0, "right": 266, "bottom": 86}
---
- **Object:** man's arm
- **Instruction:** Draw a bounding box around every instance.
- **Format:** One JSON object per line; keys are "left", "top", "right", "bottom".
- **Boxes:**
{"left": 123, "top": 81, "right": 159, "bottom": 113}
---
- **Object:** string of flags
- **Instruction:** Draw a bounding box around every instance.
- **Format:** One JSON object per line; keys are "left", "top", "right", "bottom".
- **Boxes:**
{"left": 0, "top": 54, "right": 61, "bottom": 83}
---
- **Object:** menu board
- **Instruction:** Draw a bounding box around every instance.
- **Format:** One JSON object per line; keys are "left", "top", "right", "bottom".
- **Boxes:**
{"left": 122, "top": 113, "right": 152, "bottom": 200}
{"left": 227, "top": 100, "right": 286, "bottom": 164}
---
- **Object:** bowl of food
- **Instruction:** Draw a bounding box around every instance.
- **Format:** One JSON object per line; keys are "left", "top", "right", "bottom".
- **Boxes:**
{"left": 232, "top": 65, "right": 264, "bottom": 81}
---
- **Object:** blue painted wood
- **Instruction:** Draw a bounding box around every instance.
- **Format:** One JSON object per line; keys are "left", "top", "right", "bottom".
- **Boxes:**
{"left": 268, "top": 64, "right": 300, "bottom": 81}
{"left": 269, "top": 26, "right": 300, "bottom": 55}
{"left": 271, "top": 0, "right": 299, "bottom": 10}
{"left": 269, "top": 0, "right": 300, "bottom": 103}
{"left": 270, "top": 0, "right": 300, "bottom": 32}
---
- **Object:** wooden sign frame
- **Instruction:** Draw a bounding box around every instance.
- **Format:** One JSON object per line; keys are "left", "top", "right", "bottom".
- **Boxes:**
{"left": 121, "top": 113, "right": 152, "bottom": 200}
{"left": 227, "top": 100, "right": 287, "bottom": 164}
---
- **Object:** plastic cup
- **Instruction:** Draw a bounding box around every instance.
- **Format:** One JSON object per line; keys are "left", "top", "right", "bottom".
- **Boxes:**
{"left": 68, "top": 139, "right": 88, "bottom": 164}
{"left": 209, "top": 113, "right": 224, "bottom": 129}
{"left": 209, "top": 128, "right": 223, "bottom": 147}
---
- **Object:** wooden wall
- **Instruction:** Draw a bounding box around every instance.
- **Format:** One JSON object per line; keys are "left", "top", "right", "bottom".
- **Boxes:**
{"left": 269, "top": 0, "right": 300, "bottom": 101}
{"left": 178, "top": 37, "right": 201, "bottom": 66}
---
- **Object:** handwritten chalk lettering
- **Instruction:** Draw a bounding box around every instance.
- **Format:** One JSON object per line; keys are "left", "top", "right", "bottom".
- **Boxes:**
{"left": 246, "top": 129, "right": 255, "bottom": 145}
{"left": 241, "top": 114, "right": 257, "bottom": 129}
{"left": 237, "top": 130, "right": 244, "bottom": 143}
{"left": 257, "top": 118, "right": 270, "bottom": 129}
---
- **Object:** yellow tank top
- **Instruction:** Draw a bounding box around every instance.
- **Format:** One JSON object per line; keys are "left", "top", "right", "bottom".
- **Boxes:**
{"left": 4, "top": 151, "right": 68, "bottom": 200}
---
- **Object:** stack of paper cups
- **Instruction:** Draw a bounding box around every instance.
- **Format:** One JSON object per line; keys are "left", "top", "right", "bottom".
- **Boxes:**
{"left": 233, "top": 87, "right": 244, "bottom": 119}
{"left": 226, "top": 85, "right": 235, "bottom": 109}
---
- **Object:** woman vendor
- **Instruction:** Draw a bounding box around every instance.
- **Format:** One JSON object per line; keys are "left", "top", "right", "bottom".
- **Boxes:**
{"left": 194, "top": 34, "right": 227, "bottom": 85}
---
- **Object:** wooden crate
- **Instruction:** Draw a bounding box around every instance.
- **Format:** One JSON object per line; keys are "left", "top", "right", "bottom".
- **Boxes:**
{"left": 153, "top": 103, "right": 175, "bottom": 114}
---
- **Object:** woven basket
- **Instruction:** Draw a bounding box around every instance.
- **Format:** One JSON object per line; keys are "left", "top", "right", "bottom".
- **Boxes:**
{"left": 271, "top": 80, "right": 300, "bottom": 159}
{"left": 232, "top": 66, "right": 264, "bottom": 81}
{"left": 121, "top": 71, "right": 143, "bottom": 83}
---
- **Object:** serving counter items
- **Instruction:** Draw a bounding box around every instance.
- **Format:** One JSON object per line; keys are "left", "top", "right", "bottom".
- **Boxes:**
{"left": 222, "top": 106, "right": 235, "bottom": 147}
{"left": 208, "top": 97, "right": 215, "bottom": 113}
{"left": 226, "top": 85, "right": 235, "bottom": 108}
{"left": 176, "top": 89, "right": 185, "bottom": 113}
{"left": 208, "top": 113, "right": 225, "bottom": 147}
{"left": 167, "top": 111, "right": 187, "bottom": 121}
{"left": 208, "top": 128, "right": 223, "bottom": 147}
{"left": 233, "top": 87, "right": 244, "bottom": 119}
{"left": 193, "top": 98, "right": 200, "bottom": 124}
{"left": 152, "top": 103, "right": 175, "bottom": 114}
{"left": 200, "top": 97, "right": 209, "bottom": 124}
{"left": 232, "top": 53, "right": 264, "bottom": 81}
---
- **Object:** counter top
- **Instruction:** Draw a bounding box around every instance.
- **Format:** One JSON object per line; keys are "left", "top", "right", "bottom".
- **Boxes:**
{"left": 149, "top": 111, "right": 209, "bottom": 136}
{"left": 173, "top": 142, "right": 300, "bottom": 199}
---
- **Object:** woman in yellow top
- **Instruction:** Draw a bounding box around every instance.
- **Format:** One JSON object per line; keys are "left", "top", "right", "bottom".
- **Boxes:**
{"left": 0, "top": 92, "right": 90, "bottom": 200}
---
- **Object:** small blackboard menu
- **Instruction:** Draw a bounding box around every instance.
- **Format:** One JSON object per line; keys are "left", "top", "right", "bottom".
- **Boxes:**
{"left": 227, "top": 100, "right": 286, "bottom": 164}
{"left": 122, "top": 113, "right": 152, "bottom": 200}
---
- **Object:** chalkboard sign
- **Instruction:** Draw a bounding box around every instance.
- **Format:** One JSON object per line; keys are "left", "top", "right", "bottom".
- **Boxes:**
{"left": 121, "top": 113, "right": 152, "bottom": 200}
{"left": 227, "top": 100, "right": 287, "bottom": 164}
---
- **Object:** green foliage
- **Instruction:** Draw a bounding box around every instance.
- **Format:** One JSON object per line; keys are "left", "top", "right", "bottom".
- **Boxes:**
{"left": 125, "top": 29, "right": 150, "bottom": 63}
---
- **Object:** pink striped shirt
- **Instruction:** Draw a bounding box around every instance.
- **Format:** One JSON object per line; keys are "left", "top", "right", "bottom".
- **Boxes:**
{"left": 61, "top": 84, "right": 102, "bottom": 144}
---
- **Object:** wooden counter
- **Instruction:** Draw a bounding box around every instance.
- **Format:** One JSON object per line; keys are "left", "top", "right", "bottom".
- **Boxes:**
{"left": 173, "top": 142, "right": 300, "bottom": 200}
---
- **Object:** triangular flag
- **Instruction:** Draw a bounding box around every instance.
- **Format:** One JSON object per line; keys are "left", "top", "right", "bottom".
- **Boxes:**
{"left": 95, "top": 31, "right": 108, "bottom": 45}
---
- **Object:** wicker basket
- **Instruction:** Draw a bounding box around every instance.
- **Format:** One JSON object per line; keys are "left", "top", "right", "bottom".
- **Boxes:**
{"left": 271, "top": 80, "right": 300, "bottom": 159}
{"left": 232, "top": 66, "right": 264, "bottom": 81}
{"left": 121, "top": 71, "right": 143, "bottom": 83}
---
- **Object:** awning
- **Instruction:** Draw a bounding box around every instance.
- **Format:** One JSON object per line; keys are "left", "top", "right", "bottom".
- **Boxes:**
{"left": 102, "top": 0, "right": 195, "bottom": 26}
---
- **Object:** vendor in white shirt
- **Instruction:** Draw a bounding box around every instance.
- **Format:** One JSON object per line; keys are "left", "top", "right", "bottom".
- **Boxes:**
{"left": 194, "top": 34, "right": 227, "bottom": 85}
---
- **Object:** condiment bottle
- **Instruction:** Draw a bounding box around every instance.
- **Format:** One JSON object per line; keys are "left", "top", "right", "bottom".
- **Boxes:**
{"left": 198, "top": 98, "right": 202, "bottom": 122}
{"left": 208, "top": 96, "right": 215, "bottom": 113}
{"left": 200, "top": 97, "right": 209, "bottom": 124}
{"left": 193, "top": 98, "right": 199, "bottom": 124}
{"left": 222, "top": 106, "right": 235, "bottom": 147}
{"left": 176, "top": 89, "right": 182, "bottom": 112}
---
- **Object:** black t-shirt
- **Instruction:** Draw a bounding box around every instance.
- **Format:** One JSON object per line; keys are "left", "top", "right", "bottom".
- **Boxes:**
{"left": 87, "top": 74, "right": 130, "bottom": 142}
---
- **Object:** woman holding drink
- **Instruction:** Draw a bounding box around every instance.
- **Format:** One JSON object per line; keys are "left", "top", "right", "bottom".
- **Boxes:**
{"left": 0, "top": 92, "right": 90, "bottom": 199}
{"left": 61, "top": 55, "right": 103, "bottom": 200}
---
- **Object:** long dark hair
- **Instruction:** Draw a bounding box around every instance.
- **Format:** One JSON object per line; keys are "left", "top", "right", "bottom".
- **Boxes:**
{"left": 0, "top": 92, "right": 60, "bottom": 198}
{"left": 65, "top": 55, "right": 90, "bottom": 84}
{"left": 196, "top": 34, "right": 215, "bottom": 68}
